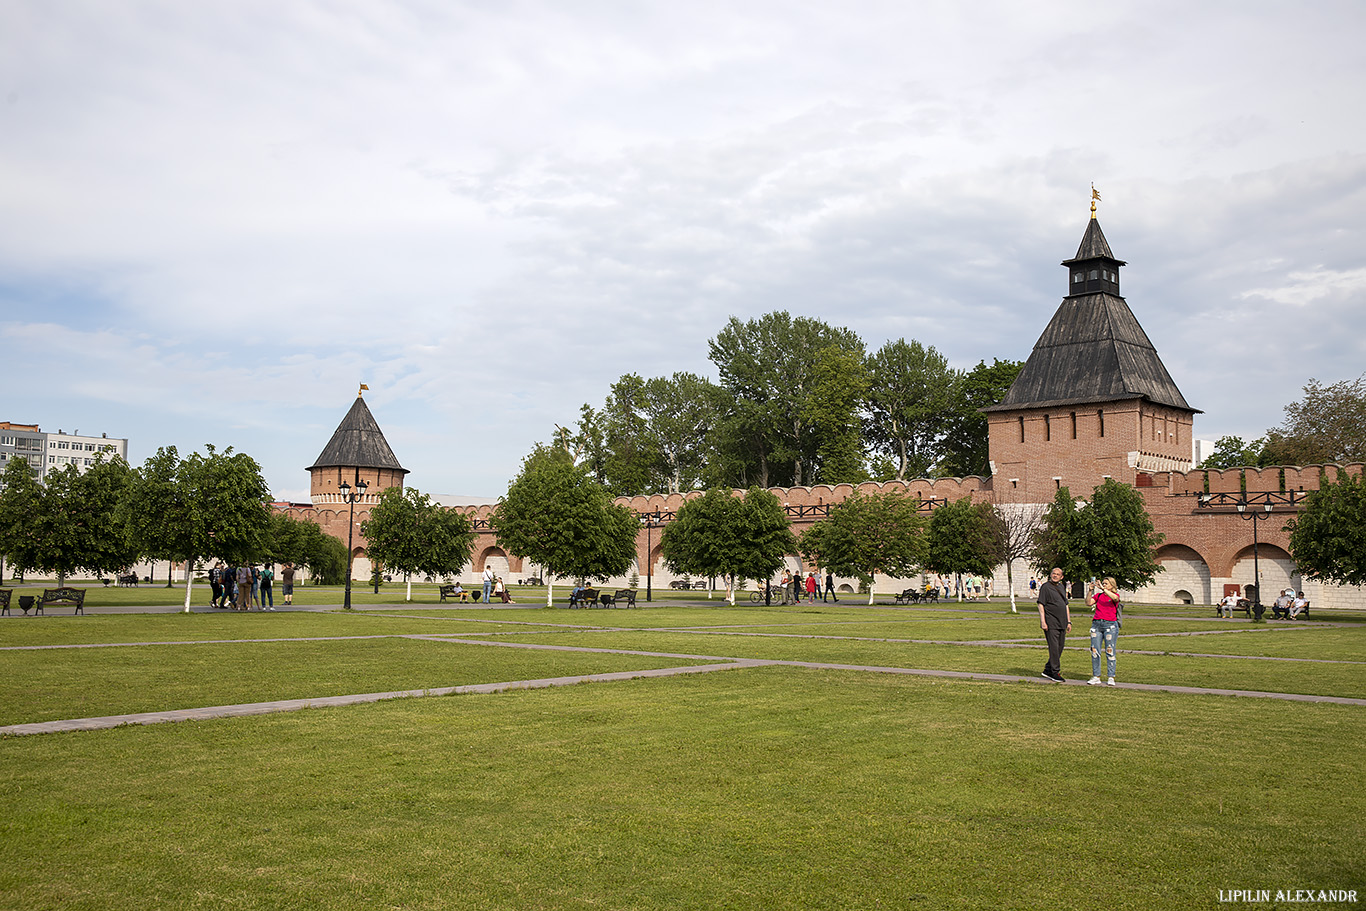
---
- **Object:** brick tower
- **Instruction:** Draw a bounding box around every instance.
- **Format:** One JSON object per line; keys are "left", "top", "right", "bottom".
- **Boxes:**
{"left": 308, "top": 391, "right": 408, "bottom": 510}
{"left": 984, "top": 207, "right": 1199, "bottom": 503}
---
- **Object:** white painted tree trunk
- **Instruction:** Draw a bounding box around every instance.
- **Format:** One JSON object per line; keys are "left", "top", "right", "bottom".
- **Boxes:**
{"left": 182, "top": 560, "right": 193, "bottom": 612}
{"left": 867, "top": 574, "right": 875, "bottom": 606}
{"left": 546, "top": 579, "right": 554, "bottom": 607}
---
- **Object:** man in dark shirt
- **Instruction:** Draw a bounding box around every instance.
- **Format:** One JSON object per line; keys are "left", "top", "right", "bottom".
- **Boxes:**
{"left": 1037, "top": 566, "right": 1072, "bottom": 681}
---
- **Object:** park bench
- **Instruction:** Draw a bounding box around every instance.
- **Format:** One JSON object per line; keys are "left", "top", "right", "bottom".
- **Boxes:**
{"left": 600, "top": 589, "right": 637, "bottom": 609}
{"left": 439, "top": 584, "right": 471, "bottom": 603}
{"left": 668, "top": 580, "right": 690, "bottom": 590}
{"left": 41, "top": 587, "right": 86, "bottom": 615}
{"left": 568, "top": 588, "right": 600, "bottom": 608}
{"left": 518, "top": 577, "right": 543, "bottom": 586}
{"left": 894, "top": 588, "right": 919, "bottom": 604}
{"left": 117, "top": 573, "right": 138, "bottom": 587}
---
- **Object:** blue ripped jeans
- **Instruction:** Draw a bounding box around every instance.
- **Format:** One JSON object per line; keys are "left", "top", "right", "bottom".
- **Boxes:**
{"left": 1090, "top": 619, "right": 1119, "bottom": 678}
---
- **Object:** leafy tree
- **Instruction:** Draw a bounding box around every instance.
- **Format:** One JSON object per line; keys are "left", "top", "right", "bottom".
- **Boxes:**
{"left": 361, "top": 486, "right": 476, "bottom": 601}
{"left": 923, "top": 497, "right": 1003, "bottom": 599}
{"left": 1263, "top": 374, "right": 1366, "bottom": 465}
{"left": 805, "top": 346, "right": 869, "bottom": 484}
{"left": 938, "top": 358, "right": 1024, "bottom": 478}
{"left": 1030, "top": 480, "right": 1164, "bottom": 591}
{"left": 799, "top": 490, "right": 926, "bottom": 604}
{"left": 0, "top": 455, "right": 43, "bottom": 579}
{"left": 1286, "top": 470, "right": 1366, "bottom": 586}
{"left": 122, "top": 445, "right": 271, "bottom": 611}
{"left": 709, "top": 311, "right": 865, "bottom": 487}
{"left": 642, "top": 372, "right": 721, "bottom": 494}
{"left": 0, "top": 458, "right": 137, "bottom": 585}
{"left": 864, "top": 339, "right": 956, "bottom": 480}
{"left": 660, "top": 487, "right": 796, "bottom": 604}
{"left": 266, "top": 512, "right": 349, "bottom": 585}
{"left": 1199, "top": 435, "right": 1269, "bottom": 470}
{"left": 491, "top": 451, "right": 638, "bottom": 605}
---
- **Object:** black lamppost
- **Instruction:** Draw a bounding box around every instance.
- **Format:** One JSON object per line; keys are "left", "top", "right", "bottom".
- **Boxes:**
{"left": 339, "top": 477, "right": 368, "bottom": 610}
{"left": 640, "top": 512, "right": 658, "bottom": 602}
{"left": 1237, "top": 500, "right": 1274, "bottom": 617}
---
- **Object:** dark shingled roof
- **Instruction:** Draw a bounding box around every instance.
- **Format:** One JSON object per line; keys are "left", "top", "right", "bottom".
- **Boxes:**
{"left": 985, "top": 219, "right": 1198, "bottom": 414}
{"left": 308, "top": 396, "right": 409, "bottom": 473}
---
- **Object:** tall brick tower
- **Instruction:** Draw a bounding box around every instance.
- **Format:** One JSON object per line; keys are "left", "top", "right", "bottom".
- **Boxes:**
{"left": 308, "top": 390, "right": 408, "bottom": 509}
{"left": 984, "top": 206, "right": 1199, "bottom": 502}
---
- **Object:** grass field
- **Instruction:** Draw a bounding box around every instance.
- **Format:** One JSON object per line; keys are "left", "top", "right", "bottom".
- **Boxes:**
{"left": 1, "top": 599, "right": 1363, "bottom": 910}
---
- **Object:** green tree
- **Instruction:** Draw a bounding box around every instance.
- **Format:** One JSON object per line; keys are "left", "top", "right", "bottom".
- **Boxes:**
{"left": 806, "top": 346, "right": 869, "bottom": 484}
{"left": 709, "top": 311, "right": 865, "bottom": 487}
{"left": 864, "top": 339, "right": 956, "bottom": 480}
{"left": 938, "top": 358, "right": 1024, "bottom": 478}
{"left": 361, "top": 486, "right": 476, "bottom": 601}
{"left": 0, "top": 455, "right": 44, "bottom": 579}
{"left": 491, "top": 451, "right": 638, "bottom": 606}
{"left": 3, "top": 458, "right": 137, "bottom": 585}
{"left": 642, "top": 372, "right": 721, "bottom": 494}
{"left": 1199, "top": 435, "right": 1269, "bottom": 470}
{"left": 122, "top": 445, "right": 271, "bottom": 611}
{"left": 660, "top": 487, "right": 797, "bottom": 604}
{"left": 923, "top": 497, "right": 1003, "bottom": 600}
{"left": 1031, "top": 480, "right": 1164, "bottom": 591}
{"left": 1262, "top": 374, "right": 1366, "bottom": 465}
{"left": 799, "top": 490, "right": 926, "bottom": 604}
{"left": 1287, "top": 471, "right": 1366, "bottom": 586}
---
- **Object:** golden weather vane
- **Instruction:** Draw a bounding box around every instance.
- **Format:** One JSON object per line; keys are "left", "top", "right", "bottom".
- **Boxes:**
{"left": 358, "top": 383, "right": 369, "bottom": 397}
{"left": 1091, "top": 183, "right": 1102, "bottom": 219}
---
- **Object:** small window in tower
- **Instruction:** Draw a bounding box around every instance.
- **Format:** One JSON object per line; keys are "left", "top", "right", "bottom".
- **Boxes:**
{"left": 1045, "top": 415, "right": 1051, "bottom": 441}
{"left": 1018, "top": 416, "right": 1025, "bottom": 442}
{"left": 1070, "top": 412, "right": 1077, "bottom": 439}
{"left": 1098, "top": 409, "right": 1105, "bottom": 437}
{"left": 1089, "top": 270, "right": 1099, "bottom": 280}
{"left": 1073, "top": 273, "right": 1083, "bottom": 284}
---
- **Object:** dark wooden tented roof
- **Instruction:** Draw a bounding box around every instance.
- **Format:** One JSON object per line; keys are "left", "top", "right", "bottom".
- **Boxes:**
{"left": 308, "top": 396, "right": 409, "bottom": 473}
{"left": 985, "top": 218, "right": 1197, "bottom": 414}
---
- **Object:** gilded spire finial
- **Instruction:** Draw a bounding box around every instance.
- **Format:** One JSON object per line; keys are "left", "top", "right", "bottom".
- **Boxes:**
{"left": 358, "top": 382, "right": 369, "bottom": 398}
{"left": 1090, "top": 183, "right": 1102, "bottom": 219}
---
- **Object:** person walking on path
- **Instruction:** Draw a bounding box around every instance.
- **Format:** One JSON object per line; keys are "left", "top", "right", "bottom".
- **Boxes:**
{"left": 1037, "top": 566, "right": 1071, "bottom": 681}
{"left": 250, "top": 565, "right": 262, "bottom": 610}
{"left": 824, "top": 570, "right": 838, "bottom": 603}
{"left": 1086, "top": 576, "right": 1121, "bottom": 686}
{"left": 281, "top": 563, "right": 295, "bottom": 605}
{"left": 805, "top": 572, "right": 818, "bottom": 603}
{"left": 260, "top": 564, "right": 275, "bottom": 610}
{"left": 481, "top": 564, "right": 495, "bottom": 604}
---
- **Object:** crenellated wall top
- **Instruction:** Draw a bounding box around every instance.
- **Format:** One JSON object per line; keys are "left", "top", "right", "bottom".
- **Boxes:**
{"left": 1149, "top": 462, "right": 1365, "bottom": 496}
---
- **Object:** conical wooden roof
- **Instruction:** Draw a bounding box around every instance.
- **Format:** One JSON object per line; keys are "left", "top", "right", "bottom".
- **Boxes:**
{"left": 986, "top": 218, "right": 1197, "bottom": 414}
{"left": 308, "top": 396, "right": 409, "bottom": 473}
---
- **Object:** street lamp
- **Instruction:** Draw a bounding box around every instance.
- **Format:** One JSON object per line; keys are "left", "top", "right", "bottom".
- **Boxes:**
{"left": 640, "top": 512, "right": 658, "bottom": 602}
{"left": 338, "top": 477, "right": 369, "bottom": 610}
{"left": 1236, "top": 500, "right": 1274, "bottom": 618}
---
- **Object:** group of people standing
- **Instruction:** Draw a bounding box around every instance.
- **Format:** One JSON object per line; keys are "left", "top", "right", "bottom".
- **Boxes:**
{"left": 209, "top": 562, "right": 295, "bottom": 611}
{"left": 1036, "top": 567, "right": 1122, "bottom": 686}
{"left": 773, "top": 570, "right": 837, "bottom": 604}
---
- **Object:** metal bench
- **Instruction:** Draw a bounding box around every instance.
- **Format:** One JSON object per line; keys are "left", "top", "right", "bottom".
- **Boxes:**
{"left": 41, "top": 587, "right": 86, "bottom": 615}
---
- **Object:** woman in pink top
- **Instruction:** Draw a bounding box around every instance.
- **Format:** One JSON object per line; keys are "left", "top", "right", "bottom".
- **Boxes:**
{"left": 1087, "top": 576, "right": 1121, "bottom": 686}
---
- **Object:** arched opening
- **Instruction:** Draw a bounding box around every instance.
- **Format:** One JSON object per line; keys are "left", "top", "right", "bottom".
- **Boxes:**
{"left": 1155, "top": 543, "right": 1211, "bottom": 605}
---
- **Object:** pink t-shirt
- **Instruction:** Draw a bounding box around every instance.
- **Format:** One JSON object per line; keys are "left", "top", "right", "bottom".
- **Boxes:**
{"left": 1092, "top": 591, "right": 1120, "bottom": 622}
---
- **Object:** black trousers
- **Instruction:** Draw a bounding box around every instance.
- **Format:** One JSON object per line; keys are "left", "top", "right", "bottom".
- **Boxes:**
{"left": 1043, "top": 622, "right": 1067, "bottom": 676}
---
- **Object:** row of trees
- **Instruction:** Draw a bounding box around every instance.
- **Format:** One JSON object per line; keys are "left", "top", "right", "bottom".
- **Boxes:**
{"left": 1201, "top": 374, "right": 1366, "bottom": 469}
{"left": 0, "top": 448, "right": 348, "bottom": 609}
{"left": 555, "top": 311, "right": 1023, "bottom": 496}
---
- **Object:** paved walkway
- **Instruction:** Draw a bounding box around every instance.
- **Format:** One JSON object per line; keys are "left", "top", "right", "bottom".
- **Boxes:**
{"left": 4, "top": 634, "right": 1363, "bottom": 737}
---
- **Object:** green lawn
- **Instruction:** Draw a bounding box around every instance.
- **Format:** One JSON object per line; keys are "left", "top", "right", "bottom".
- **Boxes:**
{"left": 1, "top": 602, "right": 1363, "bottom": 909}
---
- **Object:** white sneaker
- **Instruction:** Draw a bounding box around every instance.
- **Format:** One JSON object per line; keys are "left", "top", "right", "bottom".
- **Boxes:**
{"left": 1106, "top": 678, "right": 1116, "bottom": 687}
{"left": 1087, "top": 676, "right": 1101, "bottom": 686}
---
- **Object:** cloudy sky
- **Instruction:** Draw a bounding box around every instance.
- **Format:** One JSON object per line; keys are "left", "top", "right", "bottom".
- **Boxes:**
{"left": 3, "top": 0, "right": 1364, "bottom": 501}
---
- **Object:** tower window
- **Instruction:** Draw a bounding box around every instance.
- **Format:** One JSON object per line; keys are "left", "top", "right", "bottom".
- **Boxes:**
{"left": 1070, "top": 412, "right": 1077, "bottom": 439}
{"left": 1045, "top": 415, "right": 1051, "bottom": 441}
{"left": 1018, "top": 416, "right": 1025, "bottom": 442}
{"left": 1089, "top": 270, "right": 1099, "bottom": 280}
{"left": 1098, "top": 409, "right": 1105, "bottom": 437}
